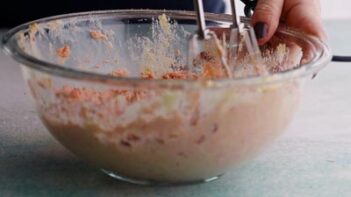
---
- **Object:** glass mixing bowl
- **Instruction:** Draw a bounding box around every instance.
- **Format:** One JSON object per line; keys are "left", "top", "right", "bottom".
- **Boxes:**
{"left": 2, "top": 10, "right": 331, "bottom": 185}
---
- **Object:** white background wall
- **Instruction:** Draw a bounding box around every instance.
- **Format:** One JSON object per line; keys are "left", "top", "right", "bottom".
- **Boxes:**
{"left": 226, "top": 0, "right": 351, "bottom": 20}
{"left": 320, "top": 0, "right": 351, "bottom": 19}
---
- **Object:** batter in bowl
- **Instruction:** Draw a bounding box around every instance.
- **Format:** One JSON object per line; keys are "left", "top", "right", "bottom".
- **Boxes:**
{"left": 21, "top": 13, "right": 306, "bottom": 184}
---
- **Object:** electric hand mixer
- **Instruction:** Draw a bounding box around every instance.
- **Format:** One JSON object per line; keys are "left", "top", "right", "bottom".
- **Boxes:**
{"left": 187, "top": 0, "right": 262, "bottom": 78}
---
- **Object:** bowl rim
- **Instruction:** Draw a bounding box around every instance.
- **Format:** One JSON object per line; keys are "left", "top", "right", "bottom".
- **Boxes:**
{"left": 2, "top": 9, "right": 332, "bottom": 89}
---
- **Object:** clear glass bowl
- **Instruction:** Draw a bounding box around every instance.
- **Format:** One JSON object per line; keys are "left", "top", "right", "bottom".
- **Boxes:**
{"left": 2, "top": 10, "right": 331, "bottom": 185}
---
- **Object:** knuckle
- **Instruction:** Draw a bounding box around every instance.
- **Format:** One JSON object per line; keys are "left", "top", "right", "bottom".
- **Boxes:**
{"left": 255, "top": 0, "right": 276, "bottom": 14}
{"left": 255, "top": 1, "right": 280, "bottom": 19}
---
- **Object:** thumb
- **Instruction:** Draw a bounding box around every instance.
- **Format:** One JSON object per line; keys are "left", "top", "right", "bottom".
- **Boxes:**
{"left": 251, "top": 0, "right": 284, "bottom": 45}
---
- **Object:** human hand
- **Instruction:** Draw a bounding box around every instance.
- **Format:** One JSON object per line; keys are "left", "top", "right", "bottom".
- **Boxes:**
{"left": 251, "top": 0, "right": 327, "bottom": 45}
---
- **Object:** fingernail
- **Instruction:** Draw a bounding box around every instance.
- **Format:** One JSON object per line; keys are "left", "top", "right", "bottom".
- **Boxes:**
{"left": 254, "top": 22, "right": 268, "bottom": 40}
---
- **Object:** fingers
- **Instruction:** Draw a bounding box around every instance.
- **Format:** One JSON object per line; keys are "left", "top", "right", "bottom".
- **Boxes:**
{"left": 283, "top": 0, "right": 327, "bottom": 41}
{"left": 251, "top": 0, "right": 284, "bottom": 45}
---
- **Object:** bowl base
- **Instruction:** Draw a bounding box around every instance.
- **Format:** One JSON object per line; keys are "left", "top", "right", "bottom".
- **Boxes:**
{"left": 101, "top": 169, "right": 222, "bottom": 186}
